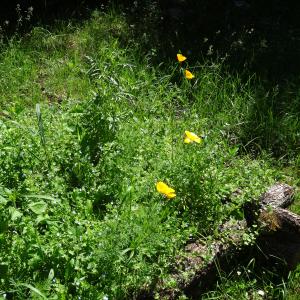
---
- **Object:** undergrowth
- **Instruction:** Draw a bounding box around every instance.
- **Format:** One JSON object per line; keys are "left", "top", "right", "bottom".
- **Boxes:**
{"left": 0, "top": 7, "right": 299, "bottom": 300}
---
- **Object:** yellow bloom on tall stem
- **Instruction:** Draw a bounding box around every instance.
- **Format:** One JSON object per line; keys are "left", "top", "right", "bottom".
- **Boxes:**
{"left": 184, "top": 131, "right": 202, "bottom": 144}
{"left": 156, "top": 181, "right": 176, "bottom": 199}
{"left": 177, "top": 53, "right": 187, "bottom": 62}
{"left": 184, "top": 69, "right": 195, "bottom": 79}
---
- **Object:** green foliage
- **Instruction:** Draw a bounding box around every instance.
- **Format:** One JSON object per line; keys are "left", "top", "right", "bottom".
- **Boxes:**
{"left": 0, "top": 7, "right": 298, "bottom": 300}
{"left": 201, "top": 258, "right": 300, "bottom": 300}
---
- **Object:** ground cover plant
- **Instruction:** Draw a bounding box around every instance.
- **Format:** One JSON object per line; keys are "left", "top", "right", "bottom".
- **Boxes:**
{"left": 0, "top": 7, "right": 299, "bottom": 299}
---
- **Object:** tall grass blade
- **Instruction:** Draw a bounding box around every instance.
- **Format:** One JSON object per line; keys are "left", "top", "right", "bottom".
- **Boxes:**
{"left": 17, "top": 283, "right": 47, "bottom": 299}
{"left": 36, "top": 104, "right": 46, "bottom": 147}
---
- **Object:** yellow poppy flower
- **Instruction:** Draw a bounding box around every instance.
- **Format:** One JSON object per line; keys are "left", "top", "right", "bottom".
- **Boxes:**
{"left": 184, "top": 131, "right": 202, "bottom": 144}
{"left": 177, "top": 53, "right": 187, "bottom": 62}
{"left": 156, "top": 181, "right": 176, "bottom": 199}
{"left": 185, "top": 69, "right": 195, "bottom": 79}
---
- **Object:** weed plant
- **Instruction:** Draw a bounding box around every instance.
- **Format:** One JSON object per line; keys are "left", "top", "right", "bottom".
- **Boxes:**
{"left": 0, "top": 8, "right": 298, "bottom": 299}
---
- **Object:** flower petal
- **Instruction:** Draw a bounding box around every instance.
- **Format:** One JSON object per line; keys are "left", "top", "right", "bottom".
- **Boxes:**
{"left": 166, "top": 192, "right": 176, "bottom": 199}
{"left": 177, "top": 53, "right": 187, "bottom": 62}
{"left": 184, "top": 137, "right": 192, "bottom": 144}
{"left": 156, "top": 181, "right": 167, "bottom": 193}
{"left": 156, "top": 181, "right": 176, "bottom": 198}
{"left": 185, "top": 69, "right": 195, "bottom": 79}
{"left": 185, "top": 131, "right": 202, "bottom": 143}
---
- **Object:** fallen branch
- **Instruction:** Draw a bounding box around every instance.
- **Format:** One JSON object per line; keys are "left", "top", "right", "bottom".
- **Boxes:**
{"left": 140, "top": 183, "right": 297, "bottom": 299}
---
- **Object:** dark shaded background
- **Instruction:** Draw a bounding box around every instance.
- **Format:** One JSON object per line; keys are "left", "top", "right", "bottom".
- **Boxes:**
{"left": 117, "top": 0, "right": 300, "bottom": 81}
{"left": 1, "top": 0, "right": 300, "bottom": 80}
{"left": 0, "top": 0, "right": 96, "bottom": 20}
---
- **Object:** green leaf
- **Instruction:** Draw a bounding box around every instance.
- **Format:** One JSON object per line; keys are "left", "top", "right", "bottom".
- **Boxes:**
{"left": 0, "top": 195, "right": 8, "bottom": 205}
{"left": 17, "top": 283, "right": 47, "bottom": 299}
{"left": 25, "top": 194, "right": 58, "bottom": 202}
{"left": 48, "top": 268, "right": 55, "bottom": 281}
{"left": 29, "top": 201, "right": 48, "bottom": 215}
{"left": 9, "top": 207, "right": 23, "bottom": 221}
{"left": 36, "top": 214, "right": 49, "bottom": 224}
{"left": 25, "top": 194, "right": 60, "bottom": 206}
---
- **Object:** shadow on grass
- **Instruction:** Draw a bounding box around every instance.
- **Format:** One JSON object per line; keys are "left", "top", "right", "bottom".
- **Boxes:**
{"left": 119, "top": 0, "right": 300, "bottom": 80}
{"left": 116, "top": 0, "right": 300, "bottom": 160}
{"left": 239, "top": 79, "right": 300, "bottom": 160}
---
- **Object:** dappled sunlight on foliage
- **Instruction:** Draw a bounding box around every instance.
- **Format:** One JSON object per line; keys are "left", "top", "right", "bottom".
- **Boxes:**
{"left": 0, "top": 4, "right": 299, "bottom": 299}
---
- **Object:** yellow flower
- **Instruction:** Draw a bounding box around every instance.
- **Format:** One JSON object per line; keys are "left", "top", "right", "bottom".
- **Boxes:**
{"left": 177, "top": 53, "right": 187, "bottom": 62}
{"left": 156, "top": 181, "right": 176, "bottom": 199}
{"left": 184, "top": 131, "right": 202, "bottom": 144}
{"left": 184, "top": 69, "right": 195, "bottom": 79}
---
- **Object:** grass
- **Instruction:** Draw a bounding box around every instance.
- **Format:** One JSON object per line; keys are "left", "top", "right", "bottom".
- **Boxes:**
{"left": 201, "top": 259, "right": 300, "bottom": 300}
{"left": 0, "top": 7, "right": 299, "bottom": 299}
